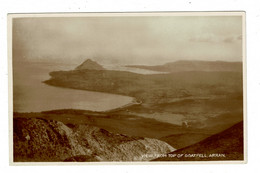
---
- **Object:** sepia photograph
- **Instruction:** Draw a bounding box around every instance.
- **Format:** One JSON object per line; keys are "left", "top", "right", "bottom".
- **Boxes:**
{"left": 9, "top": 12, "right": 245, "bottom": 163}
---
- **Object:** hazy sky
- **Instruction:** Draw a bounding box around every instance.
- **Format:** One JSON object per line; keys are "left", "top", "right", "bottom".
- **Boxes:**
{"left": 13, "top": 15, "right": 243, "bottom": 65}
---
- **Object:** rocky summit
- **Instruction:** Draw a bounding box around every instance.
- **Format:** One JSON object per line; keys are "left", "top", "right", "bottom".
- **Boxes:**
{"left": 13, "top": 118, "right": 175, "bottom": 162}
{"left": 75, "top": 59, "right": 105, "bottom": 71}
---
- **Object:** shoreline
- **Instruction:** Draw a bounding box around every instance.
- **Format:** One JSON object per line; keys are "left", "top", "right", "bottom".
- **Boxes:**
{"left": 13, "top": 97, "right": 141, "bottom": 115}
{"left": 102, "top": 98, "right": 142, "bottom": 113}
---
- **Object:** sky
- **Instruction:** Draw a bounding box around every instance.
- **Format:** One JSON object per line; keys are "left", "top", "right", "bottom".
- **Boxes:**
{"left": 12, "top": 15, "right": 243, "bottom": 65}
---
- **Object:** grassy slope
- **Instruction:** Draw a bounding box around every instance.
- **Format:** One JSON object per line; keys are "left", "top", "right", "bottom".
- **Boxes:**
{"left": 14, "top": 111, "right": 188, "bottom": 141}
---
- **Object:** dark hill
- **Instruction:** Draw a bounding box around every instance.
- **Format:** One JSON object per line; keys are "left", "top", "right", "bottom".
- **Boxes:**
{"left": 127, "top": 60, "right": 242, "bottom": 73}
{"left": 75, "top": 59, "right": 105, "bottom": 71}
{"left": 153, "top": 121, "right": 244, "bottom": 161}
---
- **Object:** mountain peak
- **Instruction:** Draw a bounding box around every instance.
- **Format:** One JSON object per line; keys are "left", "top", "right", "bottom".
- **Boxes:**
{"left": 75, "top": 59, "right": 105, "bottom": 71}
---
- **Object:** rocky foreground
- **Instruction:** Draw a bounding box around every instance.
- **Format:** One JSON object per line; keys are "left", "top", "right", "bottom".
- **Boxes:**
{"left": 13, "top": 118, "right": 175, "bottom": 162}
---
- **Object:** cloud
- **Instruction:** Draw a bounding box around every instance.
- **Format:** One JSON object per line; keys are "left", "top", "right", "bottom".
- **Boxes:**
{"left": 189, "top": 33, "right": 218, "bottom": 43}
{"left": 237, "top": 35, "right": 242, "bottom": 40}
{"left": 13, "top": 16, "right": 243, "bottom": 65}
{"left": 223, "top": 36, "right": 235, "bottom": 43}
{"left": 190, "top": 34, "right": 242, "bottom": 43}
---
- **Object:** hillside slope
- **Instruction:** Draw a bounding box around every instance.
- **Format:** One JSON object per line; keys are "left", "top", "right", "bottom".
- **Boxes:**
{"left": 13, "top": 118, "right": 175, "bottom": 162}
{"left": 154, "top": 121, "right": 244, "bottom": 161}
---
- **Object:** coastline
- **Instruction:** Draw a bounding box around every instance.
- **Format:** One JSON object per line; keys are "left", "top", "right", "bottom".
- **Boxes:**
{"left": 102, "top": 98, "right": 142, "bottom": 113}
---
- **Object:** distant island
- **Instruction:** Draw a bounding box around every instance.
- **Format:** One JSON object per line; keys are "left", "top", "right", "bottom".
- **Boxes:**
{"left": 44, "top": 59, "right": 243, "bottom": 104}
{"left": 127, "top": 60, "right": 242, "bottom": 73}
{"left": 75, "top": 59, "right": 106, "bottom": 71}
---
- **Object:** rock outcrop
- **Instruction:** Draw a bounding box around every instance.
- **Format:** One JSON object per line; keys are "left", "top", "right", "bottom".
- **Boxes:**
{"left": 13, "top": 118, "right": 175, "bottom": 162}
{"left": 75, "top": 59, "right": 105, "bottom": 71}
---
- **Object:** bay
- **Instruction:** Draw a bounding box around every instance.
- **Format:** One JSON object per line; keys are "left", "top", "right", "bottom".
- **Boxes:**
{"left": 13, "top": 62, "right": 134, "bottom": 113}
